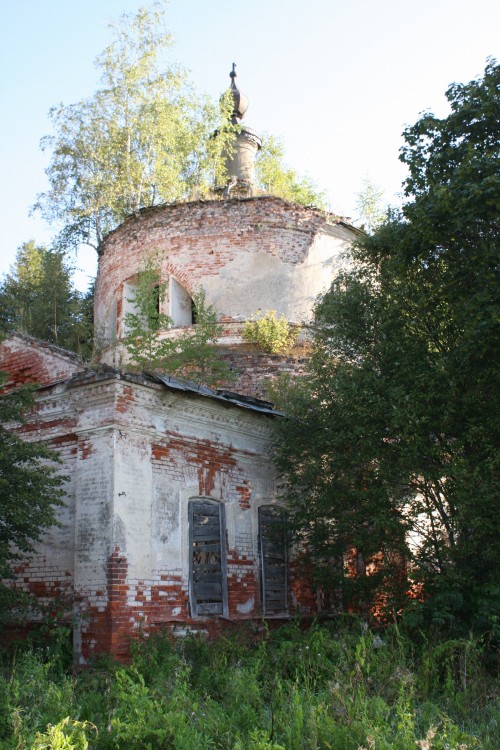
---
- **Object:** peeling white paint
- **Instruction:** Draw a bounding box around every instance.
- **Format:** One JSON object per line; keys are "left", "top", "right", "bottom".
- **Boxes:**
{"left": 236, "top": 596, "right": 255, "bottom": 614}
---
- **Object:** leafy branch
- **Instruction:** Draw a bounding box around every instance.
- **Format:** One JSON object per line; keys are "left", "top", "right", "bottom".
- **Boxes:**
{"left": 122, "top": 254, "right": 235, "bottom": 387}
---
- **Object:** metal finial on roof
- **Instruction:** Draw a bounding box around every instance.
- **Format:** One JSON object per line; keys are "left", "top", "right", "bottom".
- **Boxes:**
{"left": 228, "top": 63, "right": 249, "bottom": 124}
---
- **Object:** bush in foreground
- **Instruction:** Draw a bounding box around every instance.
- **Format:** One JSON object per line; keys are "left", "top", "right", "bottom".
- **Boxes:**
{"left": 0, "top": 620, "right": 498, "bottom": 749}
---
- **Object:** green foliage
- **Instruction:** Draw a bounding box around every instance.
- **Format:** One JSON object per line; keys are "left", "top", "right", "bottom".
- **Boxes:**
{"left": 34, "top": 2, "right": 231, "bottom": 252}
{"left": 242, "top": 310, "right": 300, "bottom": 354}
{"left": 0, "top": 242, "right": 93, "bottom": 357}
{"left": 33, "top": 4, "right": 327, "bottom": 256}
{"left": 122, "top": 253, "right": 234, "bottom": 386}
{"left": 355, "top": 177, "right": 387, "bottom": 233}
{"left": 0, "top": 376, "right": 65, "bottom": 620}
{"left": 72, "top": 284, "right": 95, "bottom": 360}
{"left": 272, "top": 61, "right": 500, "bottom": 635}
{"left": 256, "top": 134, "right": 327, "bottom": 208}
{"left": 31, "top": 717, "right": 97, "bottom": 750}
{"left": 0, "top": 649, "right": 76, "bottom": 746}
{"left": 0, "top": 624, "right": 497, "bottom": 749}
{"left": 122, "top": 253, "right": 171, "bottom": 366}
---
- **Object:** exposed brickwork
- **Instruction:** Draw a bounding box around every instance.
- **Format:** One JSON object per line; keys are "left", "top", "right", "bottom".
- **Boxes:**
{"left": 236, "top": 482, "right": 252, "bottom": 509}
{"left": 99, "top": 196, "right": 328, "bottom": 277}
{"left": 289, "top": 561, "right": 318, "bottom": 614}
{"left": 10, "top": 559, "right": 73, "bottom": 604}
{"left": 0, "top": 195, "right": 345, "bottom": 661}
{"left": 76, "top": 547, "right": 131, "bottom": 660}
{"left": 216, "top": 345, "right": 309, "bottom": 399}
{"left": 116, "top": 384, "right": 136, "bottom": 413}
{"left": 0, "top": 334, "right": 85, "bottom": 388}
{"left": 154, "top": 434, "right": 239, "bottom": 498}
{"left": 95, "top": 197, "right": 356, "bottom": 372}
{"left": 227, "top": 546, "right": 259, "bottom": 616}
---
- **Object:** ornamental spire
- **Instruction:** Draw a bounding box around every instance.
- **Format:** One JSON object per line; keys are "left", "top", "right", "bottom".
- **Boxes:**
{"left": 218, "top": 64, "right": 261, "bottom": 197}
{"left": 228, "top": 63, "right": 249, "bottom": 124}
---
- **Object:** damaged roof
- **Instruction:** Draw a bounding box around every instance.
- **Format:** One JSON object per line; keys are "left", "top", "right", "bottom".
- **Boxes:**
{"left": 147, "top": 372, "right": 281, "bottom": 416}
{"left": 63, "top": 365, "right": 282, "bottom": 417}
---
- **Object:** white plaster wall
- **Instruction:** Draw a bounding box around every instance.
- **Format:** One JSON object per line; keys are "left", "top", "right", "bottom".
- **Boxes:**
{"left": 113, "top": 431, "right": 153, "bottom": 580}
{"left": 151, "top": 479, "right": 186, "bottom": 572}
{"left": 170, "top": 276, "right": 193, "bottom": 326}
{"left": 202, "top": 227, "right": 352, "bottom": 323}
{"left": 134, "top": 385, "right": 278, "bottom": 598}
{"left": 28, "top": 393, "right": 78, "bottom": 575}
{"left": 94, "top": 200, "right": 358, "bottom": 351}
{"left": 73, "top": 428, "right": 115, "bottom": 607}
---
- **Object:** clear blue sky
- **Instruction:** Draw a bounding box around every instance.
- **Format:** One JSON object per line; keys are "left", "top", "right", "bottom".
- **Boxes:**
{"left": 1, "top": 0, "right": 498, "bottom": 291}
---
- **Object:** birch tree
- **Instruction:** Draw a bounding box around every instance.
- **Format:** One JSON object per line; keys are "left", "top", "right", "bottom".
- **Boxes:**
{"left": 35, "top": 3, "right": 229, "bottom": 251}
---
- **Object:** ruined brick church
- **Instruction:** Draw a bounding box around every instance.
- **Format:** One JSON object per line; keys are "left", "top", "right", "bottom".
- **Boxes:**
{"left": 0, "top": 70, "right": 358, "bottom": 662}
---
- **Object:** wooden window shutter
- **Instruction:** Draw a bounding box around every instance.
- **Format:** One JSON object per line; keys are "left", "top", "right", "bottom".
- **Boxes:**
{"left": 189, "top": 499, "right": 228, "bottom": 617}
{"left": 259, "top": 506, "right": 288, "bottom": 615}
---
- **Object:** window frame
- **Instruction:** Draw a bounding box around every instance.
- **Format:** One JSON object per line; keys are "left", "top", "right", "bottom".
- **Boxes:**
{"left": 258, "top": 505, "right": 289, "bottom": 615}
{"left": 188, "top": 498, "right": 228, "bottom": 618}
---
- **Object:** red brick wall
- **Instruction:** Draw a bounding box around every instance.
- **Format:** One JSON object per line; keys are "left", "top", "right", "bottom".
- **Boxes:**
{"left": 216, "top": 346, "right": 309, "bottom": 399}
{"left": 94, "top": 197, "right": 335, "bottom": 342}
{"left": 0, "top": 334, "right": 85, "bottom": 388}
{"left": 2, "top": 366, "right": 318, "bottom": 660}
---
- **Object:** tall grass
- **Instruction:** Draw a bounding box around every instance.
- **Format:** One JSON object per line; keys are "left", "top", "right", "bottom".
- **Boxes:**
{"left": 0, "top": 619, "right": 498, "bottom": 749}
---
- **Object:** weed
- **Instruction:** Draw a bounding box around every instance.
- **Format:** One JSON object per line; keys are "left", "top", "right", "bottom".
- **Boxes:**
{"left": 0, "top": 624, "right": 497, "bottom": 750}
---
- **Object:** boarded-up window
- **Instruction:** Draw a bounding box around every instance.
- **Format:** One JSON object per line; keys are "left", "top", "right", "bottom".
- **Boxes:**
{"left": 189, "top": 499, "right": 227, "bottom": 617}
{"left": 259, "top": 506, "right": 288, "bottom": 614}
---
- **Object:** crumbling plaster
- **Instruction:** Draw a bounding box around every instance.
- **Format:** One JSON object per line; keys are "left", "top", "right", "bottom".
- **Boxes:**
{"left": 0, "top": 351, "right": 291, "bottom": 659}
{"left": 0, "top": 196, "right": 358, "bottom": 659}
{"left": 95, "top": 197, "right": 357, "bottom": 358}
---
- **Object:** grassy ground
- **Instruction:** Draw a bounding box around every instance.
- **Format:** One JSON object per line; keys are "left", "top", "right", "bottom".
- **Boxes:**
{"left": 0, "top": 618, "right": 498, "bottom": 749}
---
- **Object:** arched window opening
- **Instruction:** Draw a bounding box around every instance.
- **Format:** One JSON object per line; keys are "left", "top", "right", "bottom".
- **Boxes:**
{"left": 153, "top": 284, "right": 161, "bottom": 317}
{"left": 170, "top": 276, "right": 195, "bottom": 327}
{"left": 258, "top": 506, "right": 288, "bottom": 615}
{"left": 122, "top": 277, "right": 142, "bottom": 334}
{"left": 122, "top": 275, "right": 161, "bottom": 334}
{"left": 121, "top": 273, "right": 195, "bottom": 333}
{"left": 189, "top": 499, "right": 228, "bottom": 617}
{"left": 123, "top": 277, "right": 139, "bottom": 318}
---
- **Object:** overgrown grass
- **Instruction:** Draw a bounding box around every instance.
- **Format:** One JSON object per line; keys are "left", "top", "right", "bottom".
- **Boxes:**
{"left": 0, "top": 619, "right": 498, "bottom": 749}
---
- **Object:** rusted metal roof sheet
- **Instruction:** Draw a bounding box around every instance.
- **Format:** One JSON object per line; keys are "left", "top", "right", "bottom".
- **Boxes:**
{"left": 149, "top": 372, "right": 281, "bottom": 416}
